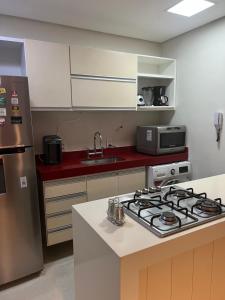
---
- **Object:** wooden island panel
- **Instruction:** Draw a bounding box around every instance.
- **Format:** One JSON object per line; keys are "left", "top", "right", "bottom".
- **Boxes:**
{"left": 147, "top": 258, "right": 171, "bottom": 300}
{"left": 192, "top": 243, "right": 213, "bottom": 300}
{"left": 121, "top": 237, "right": 225, "bottom": 300}
{"left": 171, "top": 250, "right": 193, "bottom": 300}
{"left": 211, "top": 237, "right": 225, "bottom": 300}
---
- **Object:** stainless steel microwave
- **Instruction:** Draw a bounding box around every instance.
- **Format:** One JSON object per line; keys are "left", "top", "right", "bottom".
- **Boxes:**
{"left": 136, "top": 125, "right": 186, "bottom": 155}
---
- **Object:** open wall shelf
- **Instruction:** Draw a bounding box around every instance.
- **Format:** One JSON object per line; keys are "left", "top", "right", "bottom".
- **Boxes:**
{"left": 0, "top": 37, "right": 26, "bottom": 76}
{"left": 137, "top": 55, "right": 176, "bottom": 110}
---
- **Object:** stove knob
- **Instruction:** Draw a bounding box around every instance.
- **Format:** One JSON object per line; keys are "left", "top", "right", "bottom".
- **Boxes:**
{"left": 171, "top": 168, "right": 175, "bottom": 175}
{"left": 155, "top": 186, "right": 162, "bottom": 192}
{"left": 135, "top": 189, "right": 142, "bottom": 197}
{"left": 142, "top": 188, "right": 149, "bottom": 194}
{"left": 149, "top": 187, "right": 157, "bottom": 193}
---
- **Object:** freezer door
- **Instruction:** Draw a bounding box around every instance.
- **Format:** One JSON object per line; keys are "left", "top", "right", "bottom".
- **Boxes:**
{"left": 0, "top": 76, "right": 33, "bottom": 147}
{"left": 0, "top": 147, "right": 43, "bottom": 285}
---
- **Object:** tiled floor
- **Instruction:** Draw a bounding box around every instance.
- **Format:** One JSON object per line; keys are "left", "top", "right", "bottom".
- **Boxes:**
{"left": 0, "top": 242, "right": 74, "bottom": 300}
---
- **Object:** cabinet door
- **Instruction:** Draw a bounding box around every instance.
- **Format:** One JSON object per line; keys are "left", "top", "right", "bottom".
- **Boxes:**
{"left": 70, "top": 46, "right": 137, "bottom": 79}
{"left": 71, "top": 78, "right": 136, "bottom": 109}
{"left": 87, "top": 173, "right": 117, "bottom": 201}
{"left": 24, "top": 39, "right": 71, "bottom": 108}
{"left": 118, "top": 168, "right": 145, "bottom": 195}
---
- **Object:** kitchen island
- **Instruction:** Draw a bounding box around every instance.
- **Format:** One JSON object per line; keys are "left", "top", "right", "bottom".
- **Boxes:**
{"left": 72, "top": 174, "right": 225, "bottom": 300}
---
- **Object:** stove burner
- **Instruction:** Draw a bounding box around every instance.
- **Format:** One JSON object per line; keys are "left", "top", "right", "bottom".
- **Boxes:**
{"left": 195, "top": 199, "right": 221, "bottom": 214}
{"left": 173, "top": 190, "right": 190, "bottom": 198}
{"left": 135, "top": 198, "right": 151, "bottom": 207}
{"left": 159, "top": 211, "right": 178, "bottom": 225}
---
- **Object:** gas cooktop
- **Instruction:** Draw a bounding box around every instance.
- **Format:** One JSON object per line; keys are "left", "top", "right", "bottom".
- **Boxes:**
{"left": 120, "top": 185, "right": 225, "bottom": 237}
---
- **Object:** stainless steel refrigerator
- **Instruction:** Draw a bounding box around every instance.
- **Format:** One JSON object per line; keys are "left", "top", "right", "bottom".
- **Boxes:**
{"left": 0, "top": 76, "right": 43, "bottom": 285}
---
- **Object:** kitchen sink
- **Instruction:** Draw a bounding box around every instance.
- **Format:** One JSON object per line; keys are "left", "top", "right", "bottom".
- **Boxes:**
{"left": 81, "top": 157, "right": 125, "bottom": 166}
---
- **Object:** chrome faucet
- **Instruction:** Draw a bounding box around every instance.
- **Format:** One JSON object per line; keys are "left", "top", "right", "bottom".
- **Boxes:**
{"left": 94, "top": 131, "right": 103, "bottom": 152}
{"left": 88, "top": 131, "right": 104, "bottom": 158}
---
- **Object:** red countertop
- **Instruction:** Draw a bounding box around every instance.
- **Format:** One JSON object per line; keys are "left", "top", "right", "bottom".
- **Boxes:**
{"left": 36, "top": 146, "right": 188, "bottom": 181}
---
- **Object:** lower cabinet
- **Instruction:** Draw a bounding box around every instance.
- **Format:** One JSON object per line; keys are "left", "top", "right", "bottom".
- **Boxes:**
{"left": 87, "top": 172, "right": 118, "bottom": 201}
{"left": 47, "top": 212, "right": 72, "bottom": 229}
{"left": 43, "top": 177, "right": 87, "bottom": 246}
{"left": 118, "top": 167, "right": 145, "bottom": 195}
{"left": 47, "top": 226, "right": 73, "bottom": 246}
{"left": 42, "top": 167, "right": 146, "bottom": 246}
{"left": 86, "top": 167, "right": 146, "bottom": 200}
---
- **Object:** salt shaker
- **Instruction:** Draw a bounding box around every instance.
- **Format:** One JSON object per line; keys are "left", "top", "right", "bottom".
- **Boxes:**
{"left": 107, "top": 198, "right": 115, "bottom": 222}
{"left": 107, "top": 198, "right": 119, "bottom": 222}
{"left": 113, "top": 203, "right": 125, "bottom": 226}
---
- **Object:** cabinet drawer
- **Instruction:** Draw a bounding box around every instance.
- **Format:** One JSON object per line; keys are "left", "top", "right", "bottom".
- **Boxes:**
{"left": 47, "top": 212, "right": 72, "bottom": 230}
{"left": 44, "top": 178, "right": 86, "bottom": 198}
{"left": 70, "top": 46, "right": 137, "bottom": 79}
{"left": 71, "top": 78, "right": 136, "bottom": 108}
{"left": 118, "top": 168, "right": 146, "bottom": 195}
{"left": 45, "top": 193, "right": 87, "bottom": 214}
{"left": 47, "top": 226, "right": 72, "bottom": 246}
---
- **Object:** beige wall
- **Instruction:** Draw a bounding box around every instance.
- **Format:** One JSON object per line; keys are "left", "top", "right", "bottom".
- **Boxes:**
{"left": 0, "top": 15, "right": 161, "bottom": 153}
{"left": 32, "top": 111, "right": 160, "bottom": 153}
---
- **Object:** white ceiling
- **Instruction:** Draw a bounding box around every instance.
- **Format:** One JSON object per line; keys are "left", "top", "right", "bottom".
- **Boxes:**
{"left": 0, "top": 0, "right": 225, "bottom": 42}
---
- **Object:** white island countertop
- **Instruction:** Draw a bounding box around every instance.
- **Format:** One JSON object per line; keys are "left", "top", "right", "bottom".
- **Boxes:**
{"left": 73, "top": 174, "right": 225, "bottom": 258}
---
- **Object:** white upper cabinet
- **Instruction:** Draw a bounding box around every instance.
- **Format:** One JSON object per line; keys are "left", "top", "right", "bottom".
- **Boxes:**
{"left": 24, "top": 39, "right": 71, "bottom": 109}
{"left": 70, "top": 46, "right": 137, "bottom": 110}
{"left": 70, "top": 46, "right": 137, "bottom": 79}
{"left": 71, "top": 78, "right": 137, "bottom": 109}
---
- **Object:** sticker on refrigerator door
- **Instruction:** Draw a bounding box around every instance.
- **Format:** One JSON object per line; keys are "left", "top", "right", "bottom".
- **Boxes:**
{"left": 0, "top": 118, "right": 6, "bottom": 126}
{"left": 11, "top": 105, "right": 20, "bottom": 112}
{"left": 0, "top": 108, "right": 6, "bottom": 117}
{"left": 146, "top": 129, "right": 152, "bottom": 142}
{"left": 11, "top": 116, "right": 22, "bottom": 124}
{"left": 11, "top": 90, "right": 18, "bottom": 97}
{"left": 0, "top": 88, "right": 6, "bottom": 95}
{"left": 20, "top": 176, "right": 27, "bottom": 188}
{"left": 0, "top": 97, "right": 6, "bottom": 106}
{"left": 11, "top": 97, "right": 19, "bottom": 105}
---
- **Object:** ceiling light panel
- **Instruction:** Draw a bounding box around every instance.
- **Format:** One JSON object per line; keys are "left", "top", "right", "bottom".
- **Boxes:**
{"left": 168, "top": 0, "right": 215, "bottom": 17}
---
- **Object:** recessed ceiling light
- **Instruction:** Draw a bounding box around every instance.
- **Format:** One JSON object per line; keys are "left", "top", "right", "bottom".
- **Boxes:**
{"left": 168, "top": 0, "right": 215, "bottom": 17}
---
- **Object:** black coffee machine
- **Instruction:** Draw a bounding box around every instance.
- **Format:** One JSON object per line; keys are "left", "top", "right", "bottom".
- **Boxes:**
{"left": 43, "top": 135, "right": 62, "bottom": 164}
{"left": 152, "top": 86, "right": 168, "bottom": 106}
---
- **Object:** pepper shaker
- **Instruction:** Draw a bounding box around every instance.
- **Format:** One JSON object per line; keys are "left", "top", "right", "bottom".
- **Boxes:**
{"left": 113, "top": 203, "right": 125, "bottom": 226}
{"left": 107, "top": 198, "right": 119, "bottom": 222}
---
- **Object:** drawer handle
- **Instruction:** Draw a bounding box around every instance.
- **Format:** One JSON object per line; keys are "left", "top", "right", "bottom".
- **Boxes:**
{"left": 87, "top": 173, "right": 117, "bottom": 180}
{"left": 46, "top": 191, "right": 87, "bottom": 202}
{"left": 47, "top": 209, "right": 71, "bottom": 218}
{"left": 45, "top": 178, "right": 85, "bottom": 186}
{"left": 71, "top": 74, "right": 136, "bottom": 83}
{"left": 48, "top": 224, "right": 72, "bottom": 234}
